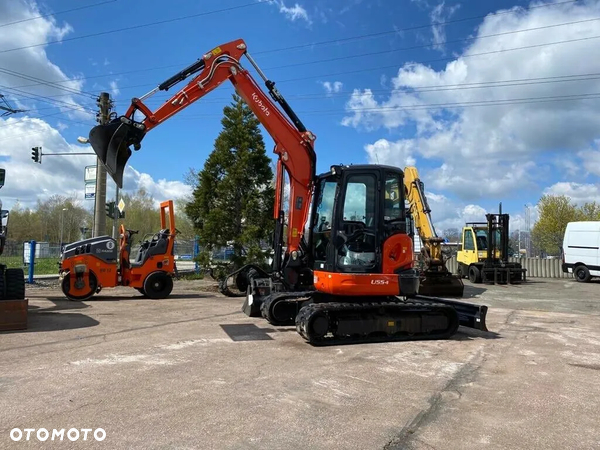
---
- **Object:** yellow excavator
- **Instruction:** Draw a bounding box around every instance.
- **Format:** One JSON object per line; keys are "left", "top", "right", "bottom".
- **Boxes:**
{"left": 403, "top": 167, "right": 465, "bottom": 297}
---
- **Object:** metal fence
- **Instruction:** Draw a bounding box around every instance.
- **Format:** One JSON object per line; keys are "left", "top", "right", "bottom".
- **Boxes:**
{"left": 445, "top": 256, "right": 573, "bottom": 279}
{"left": 0, "top": 236, "right": 237, "bottom": 279}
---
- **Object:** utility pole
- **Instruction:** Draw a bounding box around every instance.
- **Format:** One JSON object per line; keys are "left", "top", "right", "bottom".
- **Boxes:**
{"left": 93, "top": 92, "right": 112, "bottom": 237}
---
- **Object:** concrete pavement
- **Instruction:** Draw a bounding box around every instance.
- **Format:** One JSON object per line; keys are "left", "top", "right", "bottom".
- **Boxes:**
{"left": 1, "top": 278, "right": 599, "bottom": 449}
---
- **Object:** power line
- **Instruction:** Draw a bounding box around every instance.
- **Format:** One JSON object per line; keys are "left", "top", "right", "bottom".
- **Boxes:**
{"left": 111, "top": 72, "right": 600, "bottom": 108}
{"left": 5, "top": 0, "right": 583, "bottom": 91}
{"left": 9, "top": 19, "right": 599, "bottom": 112}
{"left": 12, "top": 33, "right": 599, "bottom": 121}
{"left": 0, "top": 1, "right": 266, "bottom": 54}
{"left": 0, "top": 0, "right": 118, "bottom": 28}
{"left": 276, "top": 34, "right": 600, "bottom": 84}
{"left": 160, "top": 91, "right": 600, "bottom": 120}
{"left": 264, "top": 17, "right": 600, "bottom": 71}
{"left": 0, "top": 85, "right": 95, "bottom": 115}
{"left": 3, "top": 92, "right": 598, "bottom": 143}
{"left": 0, "top": 67, "right": 96, "bottom": 100}
{"left": 254, "top": 0, "right": 580, "bottom": 56}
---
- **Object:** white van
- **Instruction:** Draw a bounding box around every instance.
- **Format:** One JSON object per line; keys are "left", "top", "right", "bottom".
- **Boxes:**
{"left": 562, "top": 221, "right": 600, "bottom": 282}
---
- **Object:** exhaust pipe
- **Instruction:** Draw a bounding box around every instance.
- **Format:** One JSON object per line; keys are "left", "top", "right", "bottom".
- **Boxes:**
{"left": 88, "top": 117, "right": 146, "bottom": 188}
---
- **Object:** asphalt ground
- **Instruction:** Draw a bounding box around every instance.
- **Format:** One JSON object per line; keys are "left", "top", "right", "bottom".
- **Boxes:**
{"left": 1, "top": 277, "right": 599, "bottom": 449}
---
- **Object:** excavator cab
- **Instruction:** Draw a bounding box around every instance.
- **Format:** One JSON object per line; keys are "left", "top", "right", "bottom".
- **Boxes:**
{"left": 310, "top": 164, "right": 417, "bottom": 293}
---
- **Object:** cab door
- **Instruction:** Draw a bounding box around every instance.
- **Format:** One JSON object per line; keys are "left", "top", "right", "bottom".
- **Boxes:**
{"left": 457, "top": 227, "right": 477, "bottom": 265}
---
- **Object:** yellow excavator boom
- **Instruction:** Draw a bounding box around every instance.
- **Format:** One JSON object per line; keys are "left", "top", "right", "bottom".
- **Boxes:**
{"left": 404, "top": 166, "right": 464, "bottom": 297}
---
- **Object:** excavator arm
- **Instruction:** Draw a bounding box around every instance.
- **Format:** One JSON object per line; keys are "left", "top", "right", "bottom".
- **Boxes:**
{"left": 403, "top": 166, "right": 464, "bottom": 297}
{"left": 88, "top": 39, "right": 316, "bottom": 259}
{"left": 404, "top": 166, "right": 444, "bottom": 263}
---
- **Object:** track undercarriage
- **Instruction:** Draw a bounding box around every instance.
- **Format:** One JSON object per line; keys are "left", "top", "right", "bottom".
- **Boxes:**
{"left": 221, "top": 270, "right": 488, "bottom": 346}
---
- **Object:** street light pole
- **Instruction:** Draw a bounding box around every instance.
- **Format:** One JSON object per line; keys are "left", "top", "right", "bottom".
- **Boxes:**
{"left": 60, "top": 207, "right": 67, "bottom": 252}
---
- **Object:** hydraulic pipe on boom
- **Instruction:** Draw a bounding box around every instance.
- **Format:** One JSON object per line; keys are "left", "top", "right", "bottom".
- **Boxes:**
{"left": 87, "top": 38, "right": 488, "bottom": 346}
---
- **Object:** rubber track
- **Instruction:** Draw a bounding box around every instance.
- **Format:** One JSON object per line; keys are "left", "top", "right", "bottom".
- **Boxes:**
{"left": 261, "top": 291, "right": 314, "bottom": 326}
{"left": 218, "top": 277, "right": 246, "bottom": 298}
{"left": 295, "top": 301, "right": 460, "bottom": 346}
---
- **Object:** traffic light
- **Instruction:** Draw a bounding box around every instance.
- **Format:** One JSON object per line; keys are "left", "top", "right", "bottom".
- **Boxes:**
{"left": 117, "top": 210, "right": 125, "bottom": 219}
{"left": 31, "top": 146, "right": 41, "bottom": 164}
{"left": 105, "top": 201, "right": 115, "bottom": 219}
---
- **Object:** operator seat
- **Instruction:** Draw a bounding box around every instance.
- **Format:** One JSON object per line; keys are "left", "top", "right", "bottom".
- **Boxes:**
{"left": 131, "top": 229, "right": 170, "bottom": 267}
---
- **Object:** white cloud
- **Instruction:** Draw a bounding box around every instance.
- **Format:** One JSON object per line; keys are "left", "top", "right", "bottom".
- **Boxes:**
{"left": 544, "top": 182, "right": 600, "bottom": 205}
{"left": 430, "top": 2, "right": 461, "bottom": 53}
{"left": 319, "top": 80, "right": 343, "bottom": 96}
{"left": 344, "top": 0, "right": 600, "bottom": 201}
{"left": 0, "top": 1, "right": 91, "bottom": 120}
{"left": 263, "top": 0, "right": 311, "bottom": 24}
{"left": 0, "top": 116, "right": 191, "bottom": 210}
{"left": 365, "top": 139, "right": 416, "bottom": 167}
{"left": 419, "top": 191, "right": 489, "bottom": 232}
{"left": 109, "top": 80, "right": 120, "bottom": 96}
{"left": 576, "top": 139, "right": 600, "bottom": 177}
{"left": 123, "top": 167, "right": 193, "bottom": 209}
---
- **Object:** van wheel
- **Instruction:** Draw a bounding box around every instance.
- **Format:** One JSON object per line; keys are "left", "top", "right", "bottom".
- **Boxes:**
{"left": 468, "top": 266, "right": 481, "bottom": 283}
{"left": 574, "top": 265, "right": 591, "bottom": 283}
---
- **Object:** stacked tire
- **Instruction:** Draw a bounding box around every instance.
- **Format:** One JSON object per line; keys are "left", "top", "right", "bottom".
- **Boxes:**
{"left": 0, "top": 267, "right": 25, "bottom": 300}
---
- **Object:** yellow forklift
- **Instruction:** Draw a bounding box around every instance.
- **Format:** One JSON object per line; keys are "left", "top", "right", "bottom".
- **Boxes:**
{"left": 456, "top": 204, "right": 526, "bottom": 284}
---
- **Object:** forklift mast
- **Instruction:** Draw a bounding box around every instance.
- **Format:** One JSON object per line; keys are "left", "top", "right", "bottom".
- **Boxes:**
{"left": 486, "top": 212, "right": 510, "bottom": 266}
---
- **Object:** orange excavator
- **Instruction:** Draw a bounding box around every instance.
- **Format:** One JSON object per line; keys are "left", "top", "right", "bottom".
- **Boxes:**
{"left": 87, "top": 38, "right": 488, "bottom": 345}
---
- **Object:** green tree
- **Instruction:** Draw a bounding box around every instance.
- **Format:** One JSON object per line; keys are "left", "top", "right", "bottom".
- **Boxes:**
{"left": 531, "top": 195, "right": 579, "bottom": 256}
{"left": 442, "top": 227, "right": 460, "bottom": 243}
{"left": 577, "top": 201, "right": 600, "bottom": 220}
{"left": 185, "top": 94, "right": 274, "bottom": 268}
{"left": 8, "top": 196, "right": 92, "bottom": 243}
{"left": 116, "top": 188, "right": 162, "bottom": 240}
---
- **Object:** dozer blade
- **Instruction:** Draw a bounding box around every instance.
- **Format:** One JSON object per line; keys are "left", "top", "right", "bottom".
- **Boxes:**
{"left": 88, "top": 117, "right": 145, "bottom": 188}
{"left": 418, "top": 272, "right": 465, "bottom": 297}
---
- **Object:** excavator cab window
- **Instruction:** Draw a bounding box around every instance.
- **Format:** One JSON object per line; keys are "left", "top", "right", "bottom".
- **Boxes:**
{"left": 384, "top": 173, "right": 403, "bottom": 222}
{"left": 337, "top": 174, "right": 377, "bottom": 269}
{"left": 312, "top": 180, "right": 337, "bottom": 264}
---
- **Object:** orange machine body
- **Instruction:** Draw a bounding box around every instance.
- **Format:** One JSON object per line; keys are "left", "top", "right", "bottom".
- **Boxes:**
{"left": 59, "top": 200, "right": 176, "bottom": 300}
{"left": 313, "top": 234, "right": 415, "bottom": 296}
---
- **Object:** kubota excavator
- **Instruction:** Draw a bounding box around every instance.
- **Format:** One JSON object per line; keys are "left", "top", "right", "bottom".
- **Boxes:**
{"left": 87, "top": 38, "right": 488, "bottom": 345}
{"left": 403, "top": 167, "right": 464, "bottom": 297}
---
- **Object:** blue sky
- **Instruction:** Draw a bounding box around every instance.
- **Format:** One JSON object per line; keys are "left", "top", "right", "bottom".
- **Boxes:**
{"left": 0, "top": 0, "right": 599, "bottom": 231}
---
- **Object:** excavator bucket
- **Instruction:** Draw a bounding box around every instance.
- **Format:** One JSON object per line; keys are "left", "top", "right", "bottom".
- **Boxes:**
{"left": 418, "top": 272, "right": 465, "bottom": 297}
{"left": 88, "top": 117, "right": 145, "bottom": 188}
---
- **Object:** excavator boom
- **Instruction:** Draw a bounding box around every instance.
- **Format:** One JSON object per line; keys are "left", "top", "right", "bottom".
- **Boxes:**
{"left": 88, "top": 39, "right": 315, "bottom": 260}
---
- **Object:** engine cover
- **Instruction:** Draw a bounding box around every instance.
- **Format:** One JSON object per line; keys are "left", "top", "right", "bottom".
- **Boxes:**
{"left": 62, "top": 235, "right": 117, "bottom": 263}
